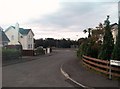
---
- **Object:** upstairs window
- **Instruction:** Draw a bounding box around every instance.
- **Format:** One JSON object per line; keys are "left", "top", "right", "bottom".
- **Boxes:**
{"left": 21, "top": 36, "right": 23, "bottom": 38}
{"left": 28, "top": 35, "right": 31, "bottom": 41}
{"left": 28, "top": 35, "right": 32, "bottom": 42}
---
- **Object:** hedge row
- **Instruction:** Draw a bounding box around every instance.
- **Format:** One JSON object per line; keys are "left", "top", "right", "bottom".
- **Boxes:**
{"left": 34, "top": 48, "right": 45, "bottom": 55}
{"left": 2, "top": 48, "right": 21, "bottom": 60}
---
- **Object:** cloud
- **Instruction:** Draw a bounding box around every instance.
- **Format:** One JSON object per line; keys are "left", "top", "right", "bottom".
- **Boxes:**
{"left": 23, "top": 1, "right": 118, "bottom": 40}
{"left": 0, "top": 0, "right": 60, "bottom": 25}
{"left": 34, "top": 29, "right": 88, "bottom": 40}
{"left": 33, "top": 2, "right": 118, "bottom": 30}
{"left": 60, "top": 0, "right": 119, "bottom": 2}
{"left": 1, "top": 0, "right": 118, "bottom": 40}
{"left": 34, "top": 2, "right": 96, "bottom": 27}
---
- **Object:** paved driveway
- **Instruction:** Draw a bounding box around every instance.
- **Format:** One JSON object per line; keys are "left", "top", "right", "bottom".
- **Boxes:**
{"left": 3, "top": 49, "right": 75, "bottom": 87}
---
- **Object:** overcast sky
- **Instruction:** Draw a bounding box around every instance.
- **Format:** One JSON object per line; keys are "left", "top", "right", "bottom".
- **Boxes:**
{"left": 0, "top": 0, "right": 119, "bottom": 40}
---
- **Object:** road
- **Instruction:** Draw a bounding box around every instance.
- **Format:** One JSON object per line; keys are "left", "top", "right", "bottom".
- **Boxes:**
{"left": 3, "top": 49, "right": 77, "bottom": 87}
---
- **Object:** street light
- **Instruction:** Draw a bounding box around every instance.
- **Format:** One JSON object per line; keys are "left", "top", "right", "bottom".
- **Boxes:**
{"left": 76, "top": 35, "right": 78, "bottom": 41}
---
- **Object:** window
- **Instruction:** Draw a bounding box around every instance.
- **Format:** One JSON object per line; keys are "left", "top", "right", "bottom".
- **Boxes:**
{"left": 31, "top": 37, "right": 32, "bottom": 41}
{"left": 28, "top": 44, "right": 32, "bottom": 49}
{"left": 31, "top": 44, "right": 32, "bottom": 48}
{"left": 28, "top": 35, "right": 31, "bottom": 41}
{"left": 28, "top": 44, "right": 30, "bottom": 49}
{"left": 21, "top": 36, "right": 23, "bottom": 38}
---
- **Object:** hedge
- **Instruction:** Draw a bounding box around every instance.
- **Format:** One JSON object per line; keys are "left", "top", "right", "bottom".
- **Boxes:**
{"left": 34, "top": 48, "right": 45, "bottom": 55}
{"left": 2, "top": 48, "right": 21, "bottom": 60}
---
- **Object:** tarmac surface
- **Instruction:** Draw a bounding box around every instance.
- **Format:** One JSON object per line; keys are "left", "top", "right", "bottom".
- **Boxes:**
{"left": 3, "top": 49, "right": 74, "bottom": 87}
{"left": 2, "top": 48, "right": 120, "bottom": 88}
{"left": 62, "top": 51, "right": 120, "bottom": 89}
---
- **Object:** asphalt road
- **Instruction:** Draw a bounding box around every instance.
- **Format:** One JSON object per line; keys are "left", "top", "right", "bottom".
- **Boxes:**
{"left": 3, "top": 49, "right": 77, "bottom": 87}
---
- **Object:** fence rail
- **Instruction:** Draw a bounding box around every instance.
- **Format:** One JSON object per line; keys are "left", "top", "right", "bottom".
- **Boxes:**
{"left": 82, "top": 55, "right": 120, "bottom": 78}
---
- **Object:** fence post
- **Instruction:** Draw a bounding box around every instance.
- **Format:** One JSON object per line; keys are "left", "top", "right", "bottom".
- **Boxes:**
{"left": 109, "top": 60, "right": 112, "bottom": 79}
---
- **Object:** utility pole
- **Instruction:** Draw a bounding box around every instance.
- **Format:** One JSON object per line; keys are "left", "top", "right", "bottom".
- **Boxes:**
{"left": 118, "top": 1, "right": 120, "bottom": 18}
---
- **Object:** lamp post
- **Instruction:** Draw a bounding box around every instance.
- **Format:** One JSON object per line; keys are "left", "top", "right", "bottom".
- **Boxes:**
{"left": 76, "top": 35, "right": 78, "bottom": 41}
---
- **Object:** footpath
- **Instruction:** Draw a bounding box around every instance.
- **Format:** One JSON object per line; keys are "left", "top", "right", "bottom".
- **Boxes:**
{"left": 2, "top": 52, "right": 54, "bottom": 67}
{"left": 62, "top": 58, "right": 120, "bottom": 89}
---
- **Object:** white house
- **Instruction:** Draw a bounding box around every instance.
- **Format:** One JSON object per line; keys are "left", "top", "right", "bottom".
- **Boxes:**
{"left": 0, "top": 27, "right": 10, "bottom": 47}
{"left": 111, "top": 23, "right": 118, "bottom": 44}
{"left": 92, "top": 23, "right": 118, "bottom": 44}
{"left": 5, "top": 23, "right": 34, "bottom": 50}
{"left": 99, "top": 23, "right": 118, "bottom": 44}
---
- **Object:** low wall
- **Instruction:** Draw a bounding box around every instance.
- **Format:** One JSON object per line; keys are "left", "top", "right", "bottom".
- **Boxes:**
{"left": 22, "top": 50, "right": 34, "bottom": 56}
{"left": 82, "top": 55, "right": 120, "bottom": 78}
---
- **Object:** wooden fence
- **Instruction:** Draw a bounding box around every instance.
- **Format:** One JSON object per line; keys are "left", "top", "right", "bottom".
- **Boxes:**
{"left": 82, "top": 55, "right": 120, "bottom": 78}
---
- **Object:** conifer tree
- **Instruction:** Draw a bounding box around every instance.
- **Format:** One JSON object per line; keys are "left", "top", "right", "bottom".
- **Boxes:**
{"left": 98, "top": 16, "right": 114, "bottom": 60}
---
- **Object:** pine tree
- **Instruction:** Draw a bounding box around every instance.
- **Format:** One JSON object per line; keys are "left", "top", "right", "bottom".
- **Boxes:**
{"left": 112, "top": 17, "right": 120, "bottom": 61}
{"left": 98, "top": 16, "right": 114, "bottom": 60}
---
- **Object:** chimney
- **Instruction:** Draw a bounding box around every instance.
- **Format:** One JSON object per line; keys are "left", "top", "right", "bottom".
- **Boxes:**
{"left": 15, "top": 23, "right": 19, "bottom": 31}
{"left": 15, "top": 23, "right": 20, "bottom": 44}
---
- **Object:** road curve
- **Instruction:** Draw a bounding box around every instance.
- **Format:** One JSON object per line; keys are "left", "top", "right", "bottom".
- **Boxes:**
{"left": 3, "top": 49, "right": 76, "bottom": 87}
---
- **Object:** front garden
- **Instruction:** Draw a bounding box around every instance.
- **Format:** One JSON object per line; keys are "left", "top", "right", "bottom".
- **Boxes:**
{"left": 77, "top": 16, "right": 120, "bottom": 61}
{"left": 77, "top": 16, "right": 120, "bottom": 79}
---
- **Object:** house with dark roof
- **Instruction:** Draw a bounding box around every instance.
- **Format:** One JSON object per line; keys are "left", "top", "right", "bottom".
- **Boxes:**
{"left": 0, "top": 27, "right": 10, "bottom": 47}
{"left": 111, "top": 23, "right": 118, "bottom": 44}
{"left": 91, "top": 23, "right": 118, "bottom": 44}
{"left": 5, "top": 23, "right": 34, "bottom": 50}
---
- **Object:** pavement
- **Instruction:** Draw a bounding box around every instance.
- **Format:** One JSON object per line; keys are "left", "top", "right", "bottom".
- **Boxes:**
{"left": 2, "top": 52, "right": 54, "bottom": 66}
{"left": 61, "top": 57, "right": 120, "bottom": 89}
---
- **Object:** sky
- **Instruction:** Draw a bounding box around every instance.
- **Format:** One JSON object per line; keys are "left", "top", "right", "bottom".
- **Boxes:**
{"left": 0, "top": 0, "right": 119, "bottom": 40}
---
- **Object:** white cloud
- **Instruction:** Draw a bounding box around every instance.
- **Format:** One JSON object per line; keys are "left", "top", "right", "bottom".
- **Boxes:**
{"left": 60, "top": 0, "right": 119, "bottom": 2}
{"left": 0, "top": 0, "right": 60, "bottom": 24}
{"left": 0, "top": 1, "right": 118, "bottom": 40}
{"left": 21, "top": 23, "right": 87, "bottom": 40}
{"left": 34, "top": 30, "right": 87, "bottom": 40}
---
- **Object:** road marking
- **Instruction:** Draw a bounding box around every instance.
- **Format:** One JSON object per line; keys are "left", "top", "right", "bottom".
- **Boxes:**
{"left": 60, "top": 66, "right": 70, "bottom": 79}
{"left": 60, "top": 64, "right": 94, "bottom": 89}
